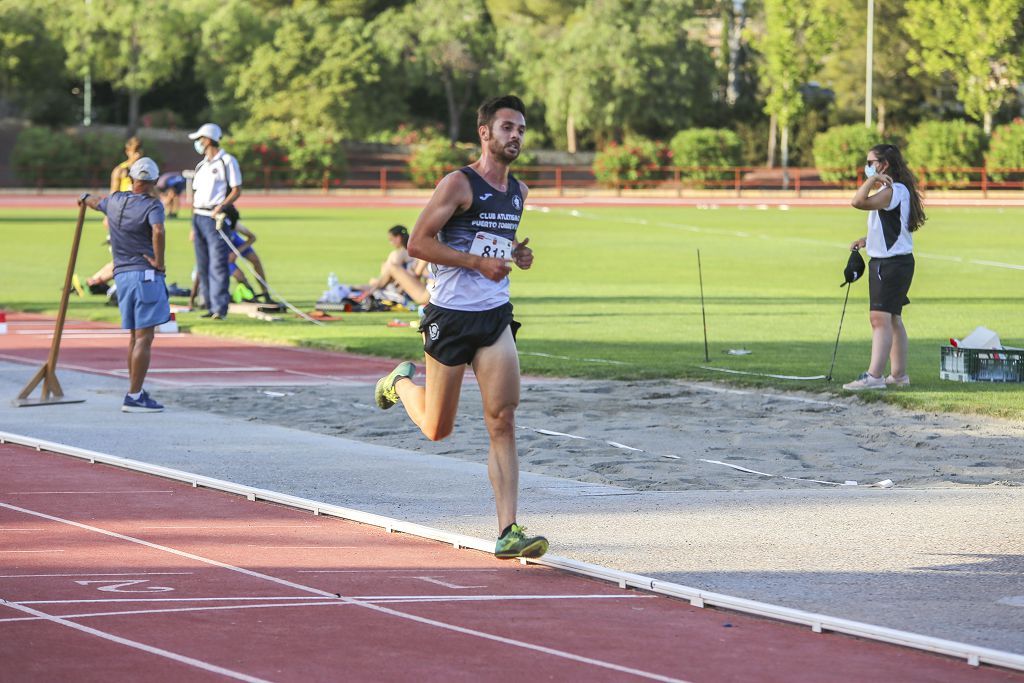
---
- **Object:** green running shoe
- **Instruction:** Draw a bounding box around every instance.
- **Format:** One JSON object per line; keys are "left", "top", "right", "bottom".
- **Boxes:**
{"left": 374, "top": 361, "right": 416, "bottom": 409}
{"left": 494, "top": 523, "right": 549, "bottom": 559}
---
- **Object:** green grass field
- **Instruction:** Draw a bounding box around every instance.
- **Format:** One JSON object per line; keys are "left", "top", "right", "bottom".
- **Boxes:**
{"left": 2, "top": 204, "right": 1022, "bottom": 418}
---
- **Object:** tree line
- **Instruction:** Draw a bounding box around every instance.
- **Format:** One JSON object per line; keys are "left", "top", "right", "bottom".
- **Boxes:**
{"left": 1, "top": 0, "right": 1022, "bottom": 168}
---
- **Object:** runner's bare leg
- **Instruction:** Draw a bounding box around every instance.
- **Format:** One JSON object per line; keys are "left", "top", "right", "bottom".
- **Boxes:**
{"left": 394, "top": 353, "right": 465, "bottom": 442}
{"left": 470, "top": 327, "right": 520, "bottom": 533}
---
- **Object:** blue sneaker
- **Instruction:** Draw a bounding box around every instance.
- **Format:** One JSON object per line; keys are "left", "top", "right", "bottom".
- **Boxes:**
{"left": 122, "top": 390, "right": 164, "bottom": 413}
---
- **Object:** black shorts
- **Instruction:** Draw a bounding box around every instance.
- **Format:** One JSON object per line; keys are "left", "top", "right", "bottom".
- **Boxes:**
{"left": 419, "top": 302, "right": 520, "bottom": 366}
{"left": 869, "top": 254, "right": 914, "bottom": 315}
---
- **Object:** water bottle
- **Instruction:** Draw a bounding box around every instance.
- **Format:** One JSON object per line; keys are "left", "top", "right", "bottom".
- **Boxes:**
{"left": 326, "top": 272, "right": 340, "bottom": 303}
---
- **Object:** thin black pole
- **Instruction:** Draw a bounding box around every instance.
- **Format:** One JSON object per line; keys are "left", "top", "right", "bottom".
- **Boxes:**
{"left": 697, "top": 249, "right": 709, "bottom": 362}
{"left": 827, "top": 284, "right": 852, "bottom": 382}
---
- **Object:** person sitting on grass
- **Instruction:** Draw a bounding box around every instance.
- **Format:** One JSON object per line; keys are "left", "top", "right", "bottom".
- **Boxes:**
{"left": 357, "top": 225, "right": 431, "bottom": 307}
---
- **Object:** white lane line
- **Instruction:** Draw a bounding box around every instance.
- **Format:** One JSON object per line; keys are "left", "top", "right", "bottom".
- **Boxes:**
{"left": 0, "top": 550, "right": 65, "bottom": 553}
{"left": 0, "top": 528, "right": 41, "bottom": 531}
{"left": 297, "top": 569, "right": 499, "bottom": 574}
{"left": 0, "top": 600, "right": 272, "bottom": 683}
{"left": 140, "top": 526, "right": 308, "bottom": 530}
{"left": 1, "top": 573, "right": 193, "bottom": 579}
{"left": 3, "top": 491, "right": 174, "bottom": 495}
{"left": 111, "top": 367, "right": 278, "bottom": 375}
{"left": 519, "top": 351, "right": 629, "bottom": 365}
{"left": 1, "top": 594, "right": 648, "bottom": 624}
{"left": 0, "top": 501, "right": 689, "bottom": 683}
{"left": 245, "top": 548, "right": 358, "bottom": 552}
{"left": 14, "top": 594, "right": 647, "bottom": 607}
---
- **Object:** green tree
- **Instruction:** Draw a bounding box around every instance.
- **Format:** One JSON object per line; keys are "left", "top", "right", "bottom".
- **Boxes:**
{"left": 52, "top": 0, "right": 193, "bottom": 132}
{"left": 903, "top": 0, "right": 1024, "bottom": 135}
{"left": 374, "top": 0, "right": 496, "bottom": 143}
{"left": 232, "top": 4, "right": 401, "bottom": 140}
{"left": 753, "top": 0, "right": 839, "bottom": 181}
{"left": 0, "top": 0, "right": 71, "bottom": 123}
{"left": 192, "top": 0, "right": 281, "bottom": 128}
{"left": 506, "top": 0, "right": 714, "bottom": 151}
{"left": 818, "top": 2, "right": 939, "bottom": 134}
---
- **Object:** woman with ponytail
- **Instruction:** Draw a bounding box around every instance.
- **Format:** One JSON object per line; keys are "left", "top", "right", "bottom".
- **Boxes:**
{"left": 844, "top": 143, "right": 926, "bottom": 390}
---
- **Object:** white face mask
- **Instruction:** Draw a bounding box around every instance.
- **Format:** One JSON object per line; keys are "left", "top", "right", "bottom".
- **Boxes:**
{"left": 864, "top": 163, "right": 878, "bottom": 178}
{"left": 193, "top": 139, "right": 206, "bottom": 155}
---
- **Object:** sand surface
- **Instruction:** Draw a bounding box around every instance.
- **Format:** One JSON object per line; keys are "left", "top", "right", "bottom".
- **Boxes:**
{"left": 163, "top": 376, "right": 1024, "bottom": 492}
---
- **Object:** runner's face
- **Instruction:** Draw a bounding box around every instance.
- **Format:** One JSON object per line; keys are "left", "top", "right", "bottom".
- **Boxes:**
{"left": 482, "top": 109, "right": 526, "bottom": 163}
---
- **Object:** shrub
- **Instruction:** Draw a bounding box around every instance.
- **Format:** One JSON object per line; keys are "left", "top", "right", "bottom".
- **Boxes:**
{"left": 408, "top": 138, "right": 475, "bottom": 188}
{"left": 592, "top": 136, "right": 667, "bottom": 189}
{"left": 812, "top": 125, "right": 879, "bottom": 184}
{"left": 985, "top": 118, "right": 1024, "bottom": 182}
{"left": 225, "top": 127, "right": 346, "bottom": 189}
{"left": 906, "top": 120, "right": 985, "bottom": 188}
{"left": 12, "top": 127, "right": 123, "bottom": 188}
{"left": 669, "top": 128, "right": 742, "bottom": 187}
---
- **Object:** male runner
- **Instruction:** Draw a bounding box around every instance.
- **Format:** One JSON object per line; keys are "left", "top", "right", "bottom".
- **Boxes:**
{"left": 373, "top": 95, "right": 547, "bottom": 560}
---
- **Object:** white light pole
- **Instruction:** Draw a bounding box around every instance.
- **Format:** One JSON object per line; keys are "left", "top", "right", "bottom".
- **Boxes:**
{"left": 83, "top": 0, "right": 92, "bottom": 126}
{"left": 865, "top": 0, "right": 874, "bottom": 128}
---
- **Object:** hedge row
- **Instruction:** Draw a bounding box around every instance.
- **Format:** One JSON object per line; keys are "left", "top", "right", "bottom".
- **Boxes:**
{"left": 13, "top": 119, "right": 1024, "bottom": 190}
{"left": 11, "top": 127, "right": 163, "bottom": 188}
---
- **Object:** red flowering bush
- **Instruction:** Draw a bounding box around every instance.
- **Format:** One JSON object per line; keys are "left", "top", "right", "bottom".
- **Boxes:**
{"left": 592, "top": 136, "right": 668, "bottom": 188}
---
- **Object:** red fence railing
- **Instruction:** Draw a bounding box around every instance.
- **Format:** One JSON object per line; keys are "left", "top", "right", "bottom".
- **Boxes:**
{"left": 4, "top": 164, "right": 1023, "bottom": 197}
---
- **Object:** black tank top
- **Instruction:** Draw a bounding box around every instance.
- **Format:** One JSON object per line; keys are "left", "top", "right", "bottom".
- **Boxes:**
{"left": 430, "top": 167, "right": 525, "bottom": 310}
{"left": 439, "top": 167, "right": 523, "bottom": 251}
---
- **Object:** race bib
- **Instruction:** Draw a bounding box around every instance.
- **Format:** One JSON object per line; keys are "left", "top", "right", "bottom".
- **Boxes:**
{"left": 469, "top": 231, "right": 514, "bottom": 260}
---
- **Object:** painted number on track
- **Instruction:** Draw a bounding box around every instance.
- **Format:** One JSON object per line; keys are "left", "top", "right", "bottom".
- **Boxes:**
{"left": 74, "top": 579, "right": 175, "bottom": 593}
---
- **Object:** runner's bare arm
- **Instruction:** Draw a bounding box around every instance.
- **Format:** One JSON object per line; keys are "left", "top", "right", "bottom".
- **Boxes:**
{"left": 408, "top": 172, "right": 510, "bottom": 282}
{"left": 512, "top": 182, "right": 532, "bottom": 270}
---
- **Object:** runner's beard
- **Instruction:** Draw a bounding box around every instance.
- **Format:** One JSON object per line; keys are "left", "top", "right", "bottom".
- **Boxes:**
{"left": 490, "top": 136, "right": 520, "bottom": 164}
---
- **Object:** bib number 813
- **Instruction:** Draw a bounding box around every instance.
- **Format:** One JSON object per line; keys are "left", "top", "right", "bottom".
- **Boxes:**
{"left": 470, "top": 231, "right": 514, "bottom": 260}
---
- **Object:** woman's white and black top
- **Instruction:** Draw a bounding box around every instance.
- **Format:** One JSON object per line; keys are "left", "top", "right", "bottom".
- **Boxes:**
{"left": 428, "top": 166, "right": 524, "bottom": 311}
{"left": 865, "top": 182, "right": 913, "bottom": 258}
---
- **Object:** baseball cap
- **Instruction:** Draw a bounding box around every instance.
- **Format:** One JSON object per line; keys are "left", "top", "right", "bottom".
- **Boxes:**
{"left": 841, "top": 249, "right": 866, "bottom": 287}
{"left": 128, "top": 157, "right": 160, "bottom": 182}
{"left": 188, "top": 123, "right": 222, "bottom": 142}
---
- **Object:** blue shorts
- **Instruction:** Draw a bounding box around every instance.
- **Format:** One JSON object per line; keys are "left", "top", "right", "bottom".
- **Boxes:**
{"left": 229, "top": 232, "right": 254, "bottom": 275}
{"left": 114, "top": 270, "right": 171, "bottom": 330}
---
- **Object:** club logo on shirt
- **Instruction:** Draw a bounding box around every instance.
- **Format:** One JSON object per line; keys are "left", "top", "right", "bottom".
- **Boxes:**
{"left": 512, "top": 194, "right": 521, "bottom": 210}
{"left": 428, "top": 322, "right": 440, "bottom": 341}
{"left": 479, "top": 193, "right": 492, "bottom": 201}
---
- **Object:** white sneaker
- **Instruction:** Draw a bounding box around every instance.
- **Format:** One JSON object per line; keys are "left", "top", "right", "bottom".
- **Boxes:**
{"left": 885, "top": 374, "right": 910, "bottom": 386}
{"left": 843, "top": 372, "right": 886, "bottom": 391}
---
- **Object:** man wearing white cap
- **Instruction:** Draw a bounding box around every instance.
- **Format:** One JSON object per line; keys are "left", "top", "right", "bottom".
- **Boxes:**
{"left": 80, "top": 157, "right": 170, "bottom": 412}
{"left": 188, "top": 122, "right": 243, "bottom": 319}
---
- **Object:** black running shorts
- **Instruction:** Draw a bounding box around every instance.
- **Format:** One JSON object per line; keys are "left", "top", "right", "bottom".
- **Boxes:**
{"left": 419, "top": 302, "right": 520, "bottom": 366}
{"left": 869, "top": 254, "right": 915, "bottom": 315}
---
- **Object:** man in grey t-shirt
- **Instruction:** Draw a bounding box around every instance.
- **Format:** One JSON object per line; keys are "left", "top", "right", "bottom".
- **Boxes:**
{"left": 80, "top": 157, "right": 170, "bottom": 412}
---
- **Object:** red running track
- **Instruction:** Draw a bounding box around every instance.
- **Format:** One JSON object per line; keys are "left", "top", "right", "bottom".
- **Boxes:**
{"left": 2, "top": 443, "right": 1021, "bottom": 682}
{"left": 0, "top": 313, "right": 402, "bottom": 388}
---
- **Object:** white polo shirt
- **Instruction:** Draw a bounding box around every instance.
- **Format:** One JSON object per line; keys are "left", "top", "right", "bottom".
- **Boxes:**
{"left": 192, "top": 149, "right": 242, "bottom": 216}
